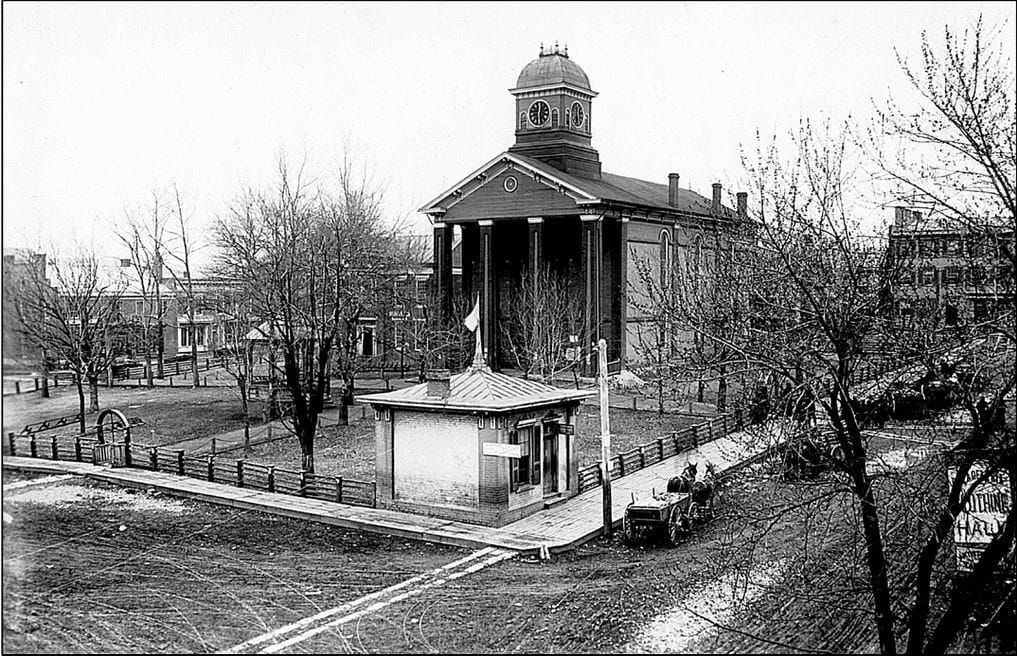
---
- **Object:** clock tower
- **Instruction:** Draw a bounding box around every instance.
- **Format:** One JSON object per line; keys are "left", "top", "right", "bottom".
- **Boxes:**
{"left": 508, "top": 43, "right": 602, "bottom": 179}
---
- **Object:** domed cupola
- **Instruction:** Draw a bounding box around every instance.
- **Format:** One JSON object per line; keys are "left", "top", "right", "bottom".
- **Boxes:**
{"left": 508, "top": 43, "right": 602, "bottom": 179}
{"left": 515, "top": 45, "right": 592, "bottom": 90}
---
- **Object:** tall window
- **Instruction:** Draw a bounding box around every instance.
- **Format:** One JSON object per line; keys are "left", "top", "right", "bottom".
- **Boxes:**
{"left": 509, "top": 426, "right": 540, "bottom": 491}
{"left": 519, "top": 112, "right": 527, "bottom": 130}
{"left": 551, "top": 108, "right": 559, "bottom": 127}
{"left": 659, "top": 230, "right": 673, "bottom": 287}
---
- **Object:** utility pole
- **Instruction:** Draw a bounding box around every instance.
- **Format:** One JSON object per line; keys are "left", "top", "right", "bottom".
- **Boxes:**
{"left": 598, "top": 338, "right": 613, "bottom": 537}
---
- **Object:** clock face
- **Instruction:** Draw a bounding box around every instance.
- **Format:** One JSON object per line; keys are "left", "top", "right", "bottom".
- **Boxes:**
{"left": 528, "top": 100, "right": 550, "bottom": 127}
{"left": 571, "top": 102, "right": 585, "bottom": 127}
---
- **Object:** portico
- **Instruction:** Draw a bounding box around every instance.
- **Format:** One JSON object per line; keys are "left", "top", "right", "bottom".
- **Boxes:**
{"left": 422, "top": 45, "right": 750, "bottom": 374}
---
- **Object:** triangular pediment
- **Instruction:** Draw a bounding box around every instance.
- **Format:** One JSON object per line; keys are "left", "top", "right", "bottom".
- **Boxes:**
{"left": 419, "top": 152, "right": 599, "bottom": 221}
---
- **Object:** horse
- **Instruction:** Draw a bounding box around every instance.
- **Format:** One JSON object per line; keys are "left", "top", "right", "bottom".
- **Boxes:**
{"left": 691, "top": 462, "right": 717, "bottom": 512}
{"left": 666, "top": 462, "right": 697, "bottom": 493}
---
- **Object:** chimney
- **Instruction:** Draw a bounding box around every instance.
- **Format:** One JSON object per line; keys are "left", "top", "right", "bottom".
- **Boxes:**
{"left": 663, "top": 172, "right": 679, "bottom": 205}
{"left": 425, "top": 369, "right": 451, "bottom": 399}
{"left": 712, "top": 183, "right": 722, "bottom": 214}
{"left": 736, "top": 192, "right": 748, "bottom": 220}
{"left": 668, "top": 173, "right": 680, "bottom": 207}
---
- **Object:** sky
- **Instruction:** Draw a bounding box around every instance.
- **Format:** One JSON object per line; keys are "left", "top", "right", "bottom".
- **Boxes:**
{"left": 3, "top": 1, "right": 1015, "bottom": 272}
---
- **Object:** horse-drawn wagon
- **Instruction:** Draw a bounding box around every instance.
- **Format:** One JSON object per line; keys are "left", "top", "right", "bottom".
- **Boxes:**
{"left": 623, "top": 462, "right": 717, "bottom": 545}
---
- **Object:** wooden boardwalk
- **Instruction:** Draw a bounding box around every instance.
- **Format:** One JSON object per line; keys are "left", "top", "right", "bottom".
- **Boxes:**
{"left": 3, "top": 423, "right": 786, "bottom": 557}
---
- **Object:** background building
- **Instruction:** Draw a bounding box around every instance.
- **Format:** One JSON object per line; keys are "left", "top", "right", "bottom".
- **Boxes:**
{"left": 887, "top": 207, "right": 1015, "bottom": 327}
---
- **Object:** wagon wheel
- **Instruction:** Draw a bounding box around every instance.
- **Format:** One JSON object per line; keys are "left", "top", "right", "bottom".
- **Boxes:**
{"left": 685, "top": 502, "right": 699, "bottom": 528}
{"left": 667, "top": 506, "right": 687, "bottom": 546}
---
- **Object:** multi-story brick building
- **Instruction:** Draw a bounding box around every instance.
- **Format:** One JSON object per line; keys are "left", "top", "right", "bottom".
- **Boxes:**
{"left": 887, "top": 207, "right": 1014, "bottom": 327}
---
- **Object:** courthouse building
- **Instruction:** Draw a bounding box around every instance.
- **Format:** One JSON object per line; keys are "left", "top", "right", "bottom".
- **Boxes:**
{"left": 422, "top": 44, "right": 753, "bottom": 374}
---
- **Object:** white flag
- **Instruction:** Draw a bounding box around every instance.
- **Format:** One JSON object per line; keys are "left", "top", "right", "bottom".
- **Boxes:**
{"left": 464, "top": 296, "right": 480, "bottom": 332}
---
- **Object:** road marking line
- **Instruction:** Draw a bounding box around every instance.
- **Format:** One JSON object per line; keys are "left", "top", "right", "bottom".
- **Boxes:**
{"left": 224, "top": 546, "right": 498, "bottom": 654}
{"left": 256, "top": 549, "right": 516, "bottom": 654}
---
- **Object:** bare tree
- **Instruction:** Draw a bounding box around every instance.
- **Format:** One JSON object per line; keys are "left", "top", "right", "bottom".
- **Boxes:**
{"left": 164, "top": 184, "right": 203, "bottom": 388}
{"left": 665, "top": 111, "right": 1014, "bottom": 654}
{"left": 215, "top": 154, "right": 400, "bottom": 472}
{"left": 10, "top": 249, "right": 127, "bottom": 432}
{"left": 500, "top": 266, "right": 583, "bottom": 383}
{"left": 117, "top": 192, "right": 170, "bottom": 387}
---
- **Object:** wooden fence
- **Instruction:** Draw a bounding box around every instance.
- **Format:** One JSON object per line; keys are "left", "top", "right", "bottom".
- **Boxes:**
{"left": 4, "top": 431, "right": 376, "bottom": 508}
{"left": 575, "top": 408, "right": 745, "bottom": 494}
{"left": 112, "top": 356, "right": 227, "bottom": 382}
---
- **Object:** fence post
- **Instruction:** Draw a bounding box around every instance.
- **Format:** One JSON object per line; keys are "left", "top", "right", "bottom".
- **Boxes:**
{"left": 336, "top": 476, "right": 343, "bottom": 503}
{"left": 268, "top": 466, "right": 275, "bottom": 493}
{"left": 51, "top": 435, "right": 59, "bottom": 460}
{"left": 8, "top": 432, "right": 16, "bottom": 456}
{"left": 29, "top": 434, "right": 37, "bottom": 458}
{"left": 617, "top": 456, "right": 624, "bottom": 477}
{"left": 15, "top": 381, "right": 21, "bottom": 394}
{"left": 638, "top": 446, "right": 646, "bottom": 469}
{"left": 53, "top": 374, "right": 59, "bottom": 387}
{"left": 151, "top": 447, "right": 158, "bottom": 471}
{"left": 205, "top": 357, "right": 209, "bottom": 369}
{"left": 169, "top": 376, "right": 174, "bottom": 387}
{"left": 632, "top": 396, "right": 638, "bottom": 410}
{"left": 34, "top": 378, "right": 40, "bottom": 391}
{"left": 177, "top": 450, "right": 185, "bottom": 476}
{"left": 175, "top": 362, "right": 180, "bottom": 375}
{"left": 237, "top": 460, "right": 244, "bottom": 487}
{"left": 299, "top": 471, "right": 307, "bottom": 496}
{"left": 657, "top": 436, "right": 664, "bottom": 461}
{"left": 74, "top": 436, "right": 82, "bottom": 462}
{"left": 208, "top": 456, "right": 215, "bottom": 482}
{"left": 124, "top": 436, "right": 132, "bottom": 467}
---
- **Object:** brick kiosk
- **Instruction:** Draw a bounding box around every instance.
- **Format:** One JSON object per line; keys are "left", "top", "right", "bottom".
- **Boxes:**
{"left": 359, "top": 365, "right": 592, "bottom": 527}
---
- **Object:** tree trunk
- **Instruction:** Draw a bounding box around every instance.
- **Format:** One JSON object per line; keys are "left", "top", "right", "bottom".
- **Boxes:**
{"left": 338, "top": 386, "right": 351, "bottom": 426}
{"left": 41, "top": 357, "right": 50, "bottom": 399}
{"left": 145, "top": 341, "right": 154, "bottom": 387}
{"left": 156, "top": 320, "right": 165, "bottom": 378}
{"left": 718, "top": 365, "right": 728, "bottom": 412}
{"left": 75, "top": 375, "right": 86, "bottom": 434}
{"left": 87, "top": 374, "right": 101, "bottom": 413}
{"left": 299, "top": 426, "right": 315, "bottom": 474}
{"left": 240, "top": 380, "right": 251, "bottom": 450}
{"left": 190, "top": 336, "right": 199, "bottom": 387}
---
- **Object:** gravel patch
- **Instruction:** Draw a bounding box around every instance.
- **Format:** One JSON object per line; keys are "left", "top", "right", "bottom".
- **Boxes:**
{"left": 624, "top": 561, "right": 789, "bottom": 653}
{"left": 4, "top": 483, "right": 190, "bottom": 514}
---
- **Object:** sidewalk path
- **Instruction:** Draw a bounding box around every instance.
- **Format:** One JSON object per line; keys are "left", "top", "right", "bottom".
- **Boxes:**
{"left": 3, "top": 421, "right": 789, "bottom": 556}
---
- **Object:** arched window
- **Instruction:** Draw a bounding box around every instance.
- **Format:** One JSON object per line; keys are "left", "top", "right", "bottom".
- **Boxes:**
{"left": 519, "top": 112, "right": 527, "bottom": 130}
{"left": 551, "top": 108, "right": 559, "bottom": 127}
{"left": 564, "top": 109, "right": 570, "bottom": 127}
{"left": 659, "top": 229, "right": 673, "bottom": 287}
{"left": 585, "top": 116, "right": 590, "bottom": 133}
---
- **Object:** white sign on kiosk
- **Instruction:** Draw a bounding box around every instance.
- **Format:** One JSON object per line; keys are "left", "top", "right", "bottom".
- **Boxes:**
{"left": 483, "top": 442, "right": 523, "bottom": 459}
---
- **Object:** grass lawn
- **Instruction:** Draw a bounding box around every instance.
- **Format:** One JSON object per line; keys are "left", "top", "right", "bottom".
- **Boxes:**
{"left": 2, "top": 385, "right": 249, "bottom": 445}
{"left": 214, "top": 413, "right": 377, "bottom": 481}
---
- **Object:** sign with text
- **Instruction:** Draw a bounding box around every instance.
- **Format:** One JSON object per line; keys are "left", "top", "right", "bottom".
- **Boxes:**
{"left": 548, "top": 422, "right": 575, "bottom": 435}
{"left": 482, "top": 442, "right": 522, "bottom": 459}
{"left": 950, "top": 460, "right": 1012, "bottom": 570}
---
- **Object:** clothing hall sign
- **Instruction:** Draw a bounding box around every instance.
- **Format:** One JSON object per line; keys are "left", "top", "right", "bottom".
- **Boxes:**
{"left": 949, "top": 460, "right": 1013, "bottom": 571}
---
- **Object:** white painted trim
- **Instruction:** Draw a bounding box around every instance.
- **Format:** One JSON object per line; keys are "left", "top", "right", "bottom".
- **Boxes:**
{"left": 509, "top": 83, "right": 599, "bottom": 98}
{"left": 527, "top": 216, "right": 544, "bottom": 224}
{"left": 478, "top": 220, "right": 494, "bottom": 227}
{"left": 418, "top": 152, "right": 600, "bottom": 214}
